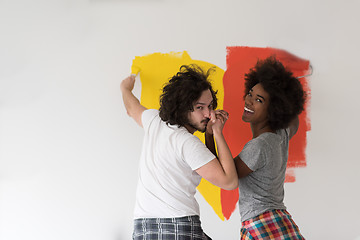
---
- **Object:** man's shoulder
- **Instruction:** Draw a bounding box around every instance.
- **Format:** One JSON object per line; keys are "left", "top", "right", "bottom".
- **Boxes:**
{"left": 169, "top": 125, "right": 193, "bottom": 140}
{"left": 142, "top": 109, "right": 159, "bottom": 118}
{"left": 141, "top": 109, "right": 160, "bottom": 129}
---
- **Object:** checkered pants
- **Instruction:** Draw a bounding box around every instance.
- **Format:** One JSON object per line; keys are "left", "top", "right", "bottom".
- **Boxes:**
{"left": 240, "top": 209, "right": 305, "bottom": 240}
{"left": 133, "top": 215, "right": 212, "bottom": 240}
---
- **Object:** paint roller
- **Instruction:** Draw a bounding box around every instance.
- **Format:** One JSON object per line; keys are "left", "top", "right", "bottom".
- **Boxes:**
{"left": 131, "top": 65, "right": 141, "bottom": 77}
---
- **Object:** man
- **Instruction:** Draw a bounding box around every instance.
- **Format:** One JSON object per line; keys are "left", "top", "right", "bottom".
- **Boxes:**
{"left": 121, "top": 64, "right": 238, "bottom": 240}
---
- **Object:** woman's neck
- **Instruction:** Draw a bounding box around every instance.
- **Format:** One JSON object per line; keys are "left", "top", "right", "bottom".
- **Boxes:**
{"left": 250, "top": 123, "right": 274, "bottom": 138}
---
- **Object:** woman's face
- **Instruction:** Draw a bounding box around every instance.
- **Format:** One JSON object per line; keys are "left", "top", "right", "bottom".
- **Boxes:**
{"left": 242, "top": 83, "right": 270, "bottom": 126}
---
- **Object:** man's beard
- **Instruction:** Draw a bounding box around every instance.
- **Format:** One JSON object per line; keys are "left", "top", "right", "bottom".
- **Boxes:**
{"left": 188, "top": 118, "right": 210, "bottom": 133}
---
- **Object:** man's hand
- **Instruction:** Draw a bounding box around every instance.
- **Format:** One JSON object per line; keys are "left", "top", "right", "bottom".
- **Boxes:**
{"left": 198, "top": 108, "right": 238, "bottom": 190}
{"left": 120, "top": 75, "right": 136, "bottom": 93}
{"left": 206, "top": 110, "right": 229, "bottom": 135}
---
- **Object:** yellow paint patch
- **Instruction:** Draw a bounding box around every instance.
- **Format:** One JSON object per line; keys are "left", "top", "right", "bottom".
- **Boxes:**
{"left": 132, "top": 51, "right": 225, "bottom": 220}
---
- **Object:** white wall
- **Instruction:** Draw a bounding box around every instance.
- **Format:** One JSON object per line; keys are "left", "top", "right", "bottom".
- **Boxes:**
{"left": 1, "top": 0, "right": 359, "bottom": 239}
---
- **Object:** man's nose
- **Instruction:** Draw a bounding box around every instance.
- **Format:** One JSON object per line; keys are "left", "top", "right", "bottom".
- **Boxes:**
{"left": 204, "top": 108, "right": 211, "bottom": 118}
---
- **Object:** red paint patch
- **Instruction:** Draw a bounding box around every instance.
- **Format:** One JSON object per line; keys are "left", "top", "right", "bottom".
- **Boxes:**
{"left": 220, "top": 189, "right": 239, "bottom": 220}
{"left": 285, "top": 169, "right": 296, "bottom": 183}
{"left": 221, "top": 46, "right": 311, "bottom": 218}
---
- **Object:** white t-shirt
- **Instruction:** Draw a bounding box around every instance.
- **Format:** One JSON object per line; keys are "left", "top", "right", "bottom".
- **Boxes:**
{"left": 133, "top": 109, "right": 215, "bottom": 218}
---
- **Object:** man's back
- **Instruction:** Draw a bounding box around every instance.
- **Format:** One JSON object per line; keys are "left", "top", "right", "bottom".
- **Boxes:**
{"left": 134, "top": 109, "right": 215, "bottom": 218}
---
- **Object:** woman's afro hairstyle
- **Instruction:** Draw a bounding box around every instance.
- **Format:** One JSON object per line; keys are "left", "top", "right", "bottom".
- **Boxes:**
{"left": 159, "top": 64, "right": 218, "bottom": 127}
{"left": 244, "top": 56, "right": 306, "bottom": 131}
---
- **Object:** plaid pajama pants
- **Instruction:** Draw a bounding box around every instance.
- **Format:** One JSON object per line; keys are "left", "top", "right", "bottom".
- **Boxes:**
{"left": 240, "top": 209, "right": 305, "bottom": 240}
{"left": 133, "top": 215, "right": 212, "bottom": 240}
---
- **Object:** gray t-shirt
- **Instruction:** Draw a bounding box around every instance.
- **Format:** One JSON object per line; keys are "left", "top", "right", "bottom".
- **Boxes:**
{"left": 238, "top": 128, "right": 289, "bottom": 222}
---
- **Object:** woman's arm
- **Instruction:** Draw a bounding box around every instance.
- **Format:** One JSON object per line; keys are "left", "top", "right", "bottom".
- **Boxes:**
{"left": 234, "top": 155, "right": 253, "bottom": 179}
{"left": 204, "top": 110, "right": 228, "bottom": 157}
{"left": 196, "top": 111, "right": 238, "bottom": 190}
{"left": 288, "top": 116, "right": 300, "bottom": 139}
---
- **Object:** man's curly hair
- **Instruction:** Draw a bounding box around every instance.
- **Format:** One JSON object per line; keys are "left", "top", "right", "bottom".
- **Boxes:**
{"left": 159, "top": 64, "right": 218, "bottom": 127}
{"left": 244, "top": 56, "right": 306, "bottom": 131}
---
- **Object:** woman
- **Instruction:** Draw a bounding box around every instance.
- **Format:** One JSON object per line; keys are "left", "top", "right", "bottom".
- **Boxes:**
{"left": 234, "top": 57, "right": 306, "bottom": 239}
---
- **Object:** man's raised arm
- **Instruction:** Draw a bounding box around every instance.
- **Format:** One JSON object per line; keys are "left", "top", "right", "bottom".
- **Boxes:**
{"left": 120, "top": 75, "right": 147, "bottom": 127}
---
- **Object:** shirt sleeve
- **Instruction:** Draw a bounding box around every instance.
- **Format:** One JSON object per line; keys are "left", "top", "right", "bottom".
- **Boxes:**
{"left": 239, "top": 138, "right": 266, "bottom": 171}
{"left": 181, "top": 135, "right": 216, "bottom": 170}
{"left": 141, "top": 109, "right": 158, "bottom": 131}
